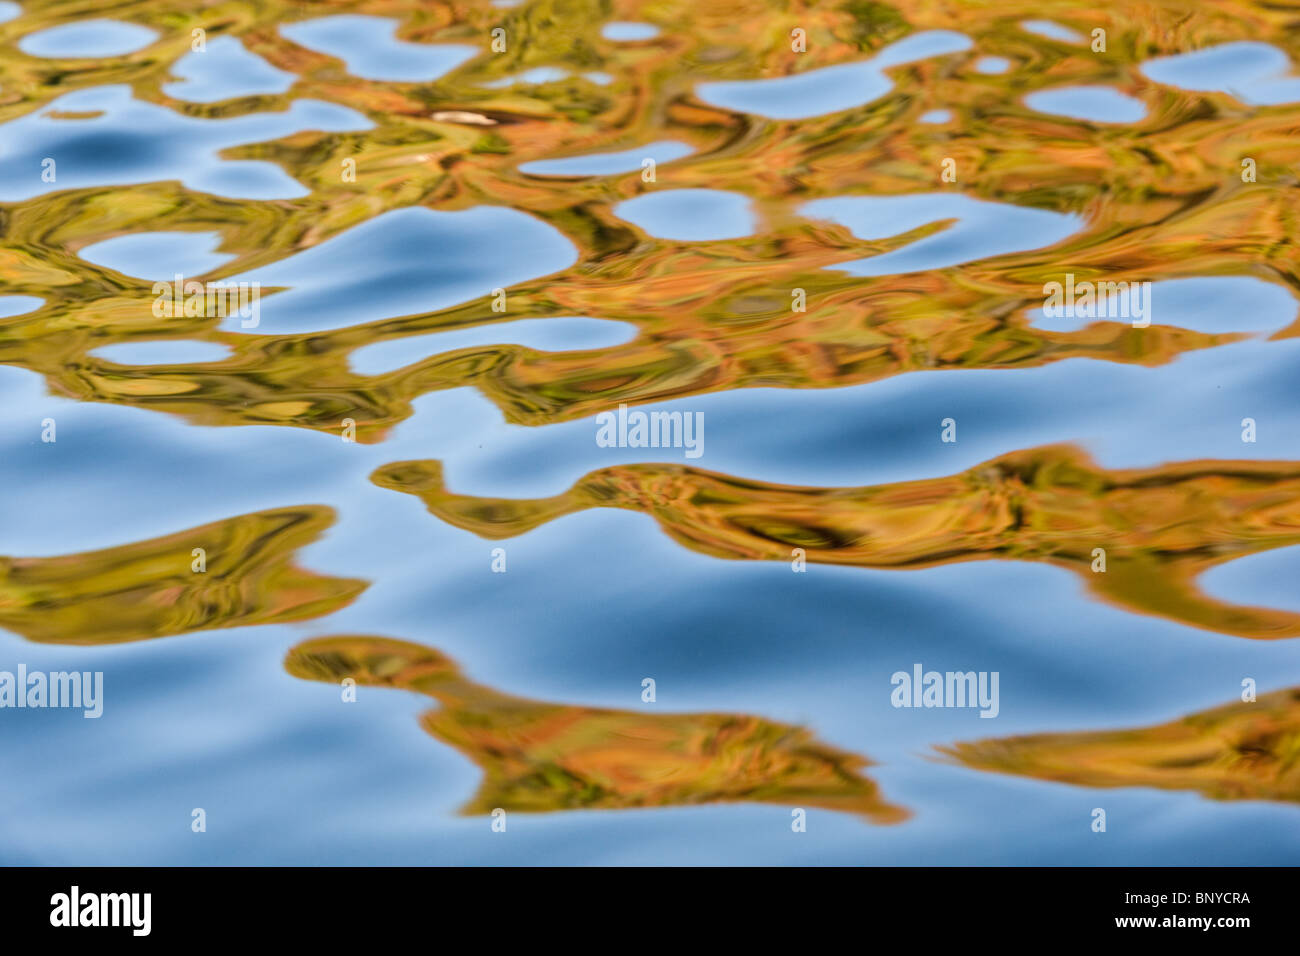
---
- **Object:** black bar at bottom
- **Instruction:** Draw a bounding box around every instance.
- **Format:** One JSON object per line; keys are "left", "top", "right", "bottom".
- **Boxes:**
{"left": 0, "top": 866, "right": 1282, "bottom": 941}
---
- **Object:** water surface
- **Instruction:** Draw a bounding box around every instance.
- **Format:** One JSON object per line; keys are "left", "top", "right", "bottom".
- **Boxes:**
{"left": 2, "top": 0, "right": 1299, "bottom": 866}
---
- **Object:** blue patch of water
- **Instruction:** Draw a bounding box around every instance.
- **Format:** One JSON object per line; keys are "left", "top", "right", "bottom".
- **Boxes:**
{"left": 78, "top": 231, "right": 234, "bottom": 280}
{"left": 18, "top": 19, "right": 156, "bottom": 58}
{"left": 1141, "top": 42, "right": 1300, "bottom": 106}
{"left": 1025, "top": 85, "right": 1147, "bottom": 123}
{"left": 800, "top": 193, "right": 1082, "bottom": 276}
{"left": 615, "top": 188, "right": 757, "bottom": 240}
{"left": 0, "top": 85, "right": 372, "bottom": 201}
{"left": 280, "top": 15, "right": 476, "bottom": 82}
{"left": 219, "top": 206, "right": 578, "bottom": 333}
{"left": 0, "top": 295, "right": 42, "bottom": 318}
{"left": 165, "top": 36, "right": 296, "bottom": 103}
{"left": 601, "top": 22, "right": 660, "bottom": 42}
{"left": 697, "top": 31, "right": 972, "bottom": 120}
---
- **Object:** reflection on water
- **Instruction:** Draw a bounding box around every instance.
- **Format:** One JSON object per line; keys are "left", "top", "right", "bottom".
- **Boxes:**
{"left": 287, "top": 635, "right": 908, "bottom": 822}
{"left": 0, "top": 507, "right": 365, "bottom": 645}
{"left": 2, "top": 0, "right": 1300, "bottom": 863}
{"left": 373, "top": 445, "right": 1300, "bottom": 639}
{"left": 942, "top": 686, "right": 1300, "bottom": 806}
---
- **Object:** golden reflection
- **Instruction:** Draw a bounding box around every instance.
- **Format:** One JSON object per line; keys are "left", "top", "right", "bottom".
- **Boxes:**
{"left": 0, "top": 507, "right": 366, "bottom": 644}
{"left": 373, "top": 445, "right": 1300, "bottom": 639}
{"left": 1, "top": 0, "right": 1296, "bottom": 439}
{"left": 285, "top": 634, "right": 908, "bottom": 821}
{"left": 940, "top": 686, "right": 1300, "bottom": 805}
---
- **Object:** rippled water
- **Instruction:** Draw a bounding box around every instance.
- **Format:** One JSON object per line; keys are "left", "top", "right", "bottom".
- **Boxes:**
{"left": 2, "top": 0, "right": 1300, "bottom": 865}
